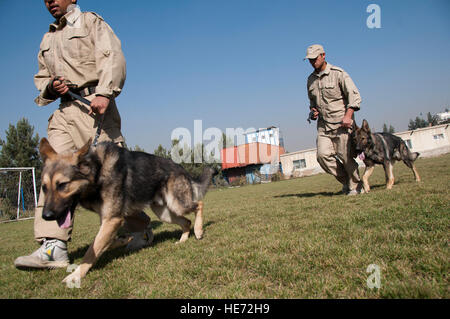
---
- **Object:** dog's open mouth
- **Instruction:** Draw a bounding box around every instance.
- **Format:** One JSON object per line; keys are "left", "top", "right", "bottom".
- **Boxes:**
{"left": 57, "top": 209, "right": 72, "bottom": 229}
{"left": 56, "top": 201, "right": 78, "bottom": 229}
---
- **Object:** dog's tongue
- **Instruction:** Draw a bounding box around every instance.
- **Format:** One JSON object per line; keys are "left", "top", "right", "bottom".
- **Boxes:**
{"left": 57, "top": 210, "right": 72, "bottom": 229}
{"left": 358, "top": 152, "right": 366, "bottom": 161}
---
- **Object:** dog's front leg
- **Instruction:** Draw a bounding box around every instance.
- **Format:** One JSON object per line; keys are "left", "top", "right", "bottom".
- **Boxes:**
{"left": 362, "top": 164, "right": 375, "bottom": 192}
{"left": 62, "top": 217, "right": 124, "bottom": 285}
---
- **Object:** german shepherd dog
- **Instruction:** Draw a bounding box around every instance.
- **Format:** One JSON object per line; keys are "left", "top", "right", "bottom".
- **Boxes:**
{"left": 39, "top": 138, "right": 214, "bottom": 284}
{"left": 352, "top": 119, "right": 421, "bottom": 192}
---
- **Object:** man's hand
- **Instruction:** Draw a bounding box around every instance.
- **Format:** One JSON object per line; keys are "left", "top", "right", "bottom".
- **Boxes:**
{"left": 341, "top": 108, "right": 354, "bottom": 129}
{"left": 50, "top": 76, "right": 69, "bottom": 96}
{"left": 89, "top": 96, "right": 110, "bottom": 115}
{"left": 310, "top": 107, "right": 319, "bottom": 120}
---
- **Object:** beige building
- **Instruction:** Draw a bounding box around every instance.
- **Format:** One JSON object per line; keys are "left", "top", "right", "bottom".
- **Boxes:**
{"left": 281, "top": 124, "right": 450, "bottom": 178}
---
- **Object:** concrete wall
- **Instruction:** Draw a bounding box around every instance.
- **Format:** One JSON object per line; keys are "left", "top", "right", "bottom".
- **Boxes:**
{"left": 395, "top": 124, "right": 450, "bottom": 157}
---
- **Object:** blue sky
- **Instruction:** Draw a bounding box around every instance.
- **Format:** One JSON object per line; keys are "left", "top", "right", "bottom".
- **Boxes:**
{"left": 0, "top": 0, "right": 449, "bottom": 153}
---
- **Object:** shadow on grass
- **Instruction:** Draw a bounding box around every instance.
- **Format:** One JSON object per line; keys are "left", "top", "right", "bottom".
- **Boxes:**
{"left": 274, "top": 191, "right": 339, "bottom": 198}
{"left": 273, "top": 183, "right": 387, "bottom": 198}
{"left": 68, "top": 221, "right": 215, "bottom": 271}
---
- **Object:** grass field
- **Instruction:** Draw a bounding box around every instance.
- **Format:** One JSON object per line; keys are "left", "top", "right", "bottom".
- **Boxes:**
{"left": 0, "top": 153, "right": 448, "bottom": 299}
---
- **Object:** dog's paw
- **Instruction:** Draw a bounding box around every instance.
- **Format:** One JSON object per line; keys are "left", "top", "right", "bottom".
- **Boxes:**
{"left": 62, "top": 266, "right": 82, "bottom": 288}
{"left": 194, "top": 230, "right": 204, "bottom": 240}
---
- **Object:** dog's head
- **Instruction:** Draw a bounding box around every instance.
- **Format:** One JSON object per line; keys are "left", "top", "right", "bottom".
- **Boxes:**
{"left": 39, "top": 138, "right": 95, "bottom": 228}
{"left": 352, "top": 119, "right": 373, "bottom": 154}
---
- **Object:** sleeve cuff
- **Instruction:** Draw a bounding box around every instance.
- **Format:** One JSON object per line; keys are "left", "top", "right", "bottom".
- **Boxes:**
{"left": 95, "top": 86, "right": 122, "bottom": 99}
{"left": 34, "top": 94, "right": 56, "bottom": 107}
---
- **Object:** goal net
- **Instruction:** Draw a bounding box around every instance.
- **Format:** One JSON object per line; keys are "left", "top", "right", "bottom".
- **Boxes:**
{"left": 0, "top": 167, "right": 38, "bottom": 222}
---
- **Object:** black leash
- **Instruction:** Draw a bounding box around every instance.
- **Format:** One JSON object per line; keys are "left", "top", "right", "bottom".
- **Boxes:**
{"left": 52, "top": 77, "right": 104, "bottom": 147}
{"left": 65, "top": 90, "right": 104, "bottom": 147}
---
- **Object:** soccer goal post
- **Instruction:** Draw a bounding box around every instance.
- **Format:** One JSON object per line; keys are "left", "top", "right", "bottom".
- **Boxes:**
{"left": 0, "top": 167, "right": 38, "bottom": 223}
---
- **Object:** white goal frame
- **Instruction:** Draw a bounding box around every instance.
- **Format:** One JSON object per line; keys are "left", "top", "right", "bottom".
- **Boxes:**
{"left": 0, "top": 167, "right": 38, "bottom": 222}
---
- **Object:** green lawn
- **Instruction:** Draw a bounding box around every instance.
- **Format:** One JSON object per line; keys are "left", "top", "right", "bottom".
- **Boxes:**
{"left": 0, "top": 154, "right": 448, "bottom": 298}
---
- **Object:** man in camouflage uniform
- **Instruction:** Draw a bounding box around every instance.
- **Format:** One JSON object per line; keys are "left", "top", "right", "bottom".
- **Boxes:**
{"left": 305, "top": 44, "right": 363, "bottom": 195}
{"left": 15, "top": 0, "right": 152, "bottom": 270}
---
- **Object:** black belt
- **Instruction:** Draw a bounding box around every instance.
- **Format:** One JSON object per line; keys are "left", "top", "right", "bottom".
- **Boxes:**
{"left": 61, "top": 86, "right": 96, "bottom": 103}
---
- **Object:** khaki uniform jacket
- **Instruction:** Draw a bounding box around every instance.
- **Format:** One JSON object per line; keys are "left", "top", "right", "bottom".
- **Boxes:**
{"left": 307, "top": 63, "right": 361, "bottom": 131}
{"left": 34, "top": 8, "right": 126, "bottom": 106}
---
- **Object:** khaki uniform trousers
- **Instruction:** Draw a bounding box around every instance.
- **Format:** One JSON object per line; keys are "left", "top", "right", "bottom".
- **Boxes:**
{"left": 34, "top": 97, "right": 150, "bottom": 243}
{"left": 316, "top": 126, "right": 360, "bottom": 191}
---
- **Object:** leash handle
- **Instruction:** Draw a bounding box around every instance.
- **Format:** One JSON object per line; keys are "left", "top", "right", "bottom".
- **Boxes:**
{"left": 66, "top": 90, "right": 92, "bottom": 106}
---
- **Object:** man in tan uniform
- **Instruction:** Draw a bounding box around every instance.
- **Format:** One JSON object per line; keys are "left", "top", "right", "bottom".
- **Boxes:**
{"left": 305, "top": 44, "right": 363, "bottom": 195}
{"left": 15, "top": 0, "right": 152, "bottom": 269}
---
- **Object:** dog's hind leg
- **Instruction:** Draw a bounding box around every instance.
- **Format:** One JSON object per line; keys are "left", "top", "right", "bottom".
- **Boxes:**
{"left": 383, "top": 162, "right": 395, "bottom": 189}
{"left": 151, "top": 203, "right": 192, "bottom": 244}
{"left": 62, "top": 216, "right": 124, "bottom": 284}
{"left": 402, "top": 159, "right": 421, "bottom": 182}
{"left": 174, "top": 214, "right": 192, "bottom": 244}
{"left": 194, "top": 201, "right": 204, "bottom": 240}
{"left": 411, "top": 164, "right": 421, "bottom": 182}
{"left": 408, "top": 163, "right": 421, "bottom": 182}
{"left": 400, "top": 143, "right": 421, "bottom": 182}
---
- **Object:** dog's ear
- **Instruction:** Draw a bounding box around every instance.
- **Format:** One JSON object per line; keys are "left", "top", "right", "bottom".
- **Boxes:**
{"left": 39, "top": 138, "right": 57, "bottom": 162}
{"left": 75, "top": 138, "right": 92, "bottom": 160}
{"left": 76, "top": 139, "right": 93, "bottom": 176}
{"left": 362, "top": 119, "right": 371, "bottom": 133}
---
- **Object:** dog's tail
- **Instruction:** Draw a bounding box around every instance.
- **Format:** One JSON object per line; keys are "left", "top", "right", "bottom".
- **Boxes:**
{"left": 400, "top": 140, "right": 420, "bottom": 162}
{"left": 192, "top": 167, "right": 216, "bottom": 200}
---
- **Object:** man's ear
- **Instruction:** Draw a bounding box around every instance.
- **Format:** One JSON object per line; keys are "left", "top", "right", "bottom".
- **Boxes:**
{"left": 76, "top": 138, "right": 92, "bottom": 160}
{"left": 362, "top": 119, "right": 371, "bottom": 133}
{"left": 39, "top": 138, "right": 57, "bottom": 162}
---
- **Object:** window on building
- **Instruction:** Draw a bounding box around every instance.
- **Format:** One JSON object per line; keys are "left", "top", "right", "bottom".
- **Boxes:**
{"left": 433, "top": 134, "right": 444, "bottom": 140}
{"left": 405, "top": 139, "right": 412, "bottom": 148}
{"left": 293, "top": 159, "right": 306, "bottom": 170}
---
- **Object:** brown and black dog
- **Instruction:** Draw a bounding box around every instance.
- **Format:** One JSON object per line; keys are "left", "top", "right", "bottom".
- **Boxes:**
{"left": 352, "top": 119, "right": 421, "bottom": 192}
{"left": 39, "top": 138, "right": 214, "bottom": 284}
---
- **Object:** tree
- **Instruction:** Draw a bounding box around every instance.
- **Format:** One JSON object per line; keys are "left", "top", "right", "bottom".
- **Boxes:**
{"left": 426, "top": 112, "right": 438, "bottom": 127}
{"left": 382, "top": 123, "right": 395, "bottom": 133}
{"left": 408, "top": 116, "right": 427, "bottom": 130}
{"left": 0, "top": 118, "right": 41, "bottom": 219}
{"left": 388, "top": 125, "right": 395, "bottom": 133}
{"left": 0, "top": 118, "right": 41, "bottom": 170}
{"left": 408, "top": 112, "right": 440, "bottom": 130}
{"left": 153, "top": 144, "right": 170, "bottom": 158}
{"left": 131, "top": 145, "right": 146, "bottom": 152}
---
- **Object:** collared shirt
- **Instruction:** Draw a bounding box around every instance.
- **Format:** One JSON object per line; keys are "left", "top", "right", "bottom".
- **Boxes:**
{"left": 34, "top": 8, "right": 126, "bottom": 106}
{"left": 307, "top": 63, "right": 361, "bottom": 131}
